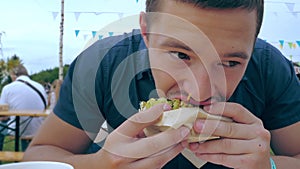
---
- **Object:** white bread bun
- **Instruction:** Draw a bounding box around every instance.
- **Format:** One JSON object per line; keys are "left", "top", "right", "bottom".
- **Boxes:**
{"left": 144, "top": 107, "right": 232, "bottom": 142}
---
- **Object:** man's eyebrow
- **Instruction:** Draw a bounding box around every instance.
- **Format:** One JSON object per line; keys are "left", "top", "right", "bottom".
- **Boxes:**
{"left": 223, "top": 52, "right": 250, "bottom": 60}
{"left": 160, "top": 39, "right": 192, "bottom": 51}
{"left": 159, "top": 39, "right": 250, "bottom": 60}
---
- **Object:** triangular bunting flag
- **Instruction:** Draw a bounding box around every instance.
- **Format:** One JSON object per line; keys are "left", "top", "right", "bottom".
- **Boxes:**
{"left": 92, "top": 31, "right": 97, "bottom": 38}
{"left": 118, "top": 13, "right": 124, "bottom": 19}
{"left": 288, "top": 42, "right": 293, "bottom": 49}
{"left": 52, "top": 12, "right": 59, "bottom": 21}
{"left": 75, "top": 30, "right": 80, "bottom": 37}
{"left": 292, "top": 12, "right": 298, "bottom": 18}
{"left": 83, "top": 34, "right": 88, "bottom": 41}
{"left": 296, "top": 41, "right": 300, "bottom": 47}
{"left": 99, "top": 35, "right": 103, "bottom": 40}
{"left": 293, "top": 43, "right": 297, "bottom": 49}
{"left": 279, "top": 40, "right": 284, "bottom": 49}
{"left": 279, "top": 40, "right": 284, "bottom": 46}
{"left": 74, "top": 12, "right": 81, "bottom": 21}
{"left": 108, "top": 32, "right": 114, "bottom": 36}
{"left": 136, "top": 0, "right": 139, "bottom": 3}
{"left": 285, "top": 3, "right": 295, "bottom": 12}
{"left": 279, "top": 45, "right": 283, "bottom": 49}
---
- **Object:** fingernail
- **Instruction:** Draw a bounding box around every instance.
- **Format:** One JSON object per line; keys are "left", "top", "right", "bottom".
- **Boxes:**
{"left": 163, "top": 103, "right": 171, "bottom": 111}
{"left": 181, "top": 127, "right": 190, "bottom": 137}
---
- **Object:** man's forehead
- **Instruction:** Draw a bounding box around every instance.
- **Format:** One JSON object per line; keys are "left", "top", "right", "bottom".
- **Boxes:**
{"left": 146, "top": 13, "right": 214, "bottom": 48}
{"left": 146, "top": 1, "right": 257, "bottom": 38}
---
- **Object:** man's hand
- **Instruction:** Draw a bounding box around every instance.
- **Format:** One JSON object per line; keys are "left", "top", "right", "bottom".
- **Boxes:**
{"left": 98, "top": 104, "right": 190, "bottom": 169}
{"left": 189, "top": 102, "right": 271, "bottom": 169}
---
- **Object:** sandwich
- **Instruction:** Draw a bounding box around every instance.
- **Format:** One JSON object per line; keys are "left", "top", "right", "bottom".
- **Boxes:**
{"left": 140, "top": 98, "right": 232, "bottom": 143}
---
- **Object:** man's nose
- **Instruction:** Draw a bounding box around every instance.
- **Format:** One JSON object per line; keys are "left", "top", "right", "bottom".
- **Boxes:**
{"left": 182, "top": 64, "right": 224, "bottom": 102}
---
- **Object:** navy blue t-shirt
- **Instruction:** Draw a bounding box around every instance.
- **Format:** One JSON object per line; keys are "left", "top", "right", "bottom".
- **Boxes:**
{"left": 54, "top": 30, "right": 300, "bottom": 169}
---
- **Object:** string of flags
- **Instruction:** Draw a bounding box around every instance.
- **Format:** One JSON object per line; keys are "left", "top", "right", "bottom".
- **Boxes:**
{"left": 277, "top": 40, "right": 300, "bottom": 49}
{"left": 74, "top": 30, "right": 117, "bottom": 41}
{"left": 49, "top": 1, "right": 299, "bottom": 21}
{"left": 265, "top": 40, "right": 300, "bottom": 61}
{"left": 74, "top": 29, "right": 300, "bottom": 48}
{"left": 51, "top": 0, "right": 142, "bottom": 21}
{"left": 52, "top": 11, "right": 125, "bottom": 21}
{"left": 75, "top": 30, "right": 300, "bottom": 51}
{"left": 266, "top": 1, "right": 300, "bottom": 18}
{"left": 55, "top": 0, "right": 299, "bottom": 49}
{"left": 51, "top": 10, "right": 299, "bottom": 22}
{"left": 73, "top": 29, "right": 300, "bottom": 62}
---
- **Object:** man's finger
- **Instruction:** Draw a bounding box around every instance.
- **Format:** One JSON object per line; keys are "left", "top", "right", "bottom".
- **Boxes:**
{"left": 194, "top": 119, "right": 259, "bottom": 139}
{"left": 104, "top": 126, "right": 190, "bottom": 159}
{"left": 204, "top": 102, "right": 259, "bottom": 124}
{"left": 117, "top": 103, "right": 170, "bottom": 137}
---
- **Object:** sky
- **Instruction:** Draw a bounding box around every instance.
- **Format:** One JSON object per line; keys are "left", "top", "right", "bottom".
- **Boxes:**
{"left": 0, "top": 0, "right": 299, "bottom": 74}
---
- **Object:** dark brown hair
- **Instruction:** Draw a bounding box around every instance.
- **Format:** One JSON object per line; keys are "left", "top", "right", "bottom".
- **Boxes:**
{"left": 11, "top": 64, "right": 28, "bottom": 77}
{"left": 145, "top": 0, "right": 264, "bottom": 37}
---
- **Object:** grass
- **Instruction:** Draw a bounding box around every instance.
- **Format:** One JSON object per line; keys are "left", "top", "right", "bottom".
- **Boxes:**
{"left": 3, "top": 136, "right": 20, "bottom": 152}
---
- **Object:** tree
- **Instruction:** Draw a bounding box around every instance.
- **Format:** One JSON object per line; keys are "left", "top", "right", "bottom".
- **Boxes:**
{"left": 0, "top": 54, "right": 22, "bottom": 91}
{"left": 30, "top": 65, "right": 69, "bottom": 85}
{"left": 0, "top": 54, "right": 69, "bottom": 94}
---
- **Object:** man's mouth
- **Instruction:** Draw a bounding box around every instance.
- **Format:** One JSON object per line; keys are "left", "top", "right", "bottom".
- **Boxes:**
{"left": 167, "top": 94, "right": 211, "bottom": 109}
{"left": 139, "top": 97, "right": 189, "bottom": 111}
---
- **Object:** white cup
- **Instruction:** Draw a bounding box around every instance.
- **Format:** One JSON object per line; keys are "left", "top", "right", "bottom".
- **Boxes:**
{"left": 0, "top": 161, "right": 74, "bottom": 169}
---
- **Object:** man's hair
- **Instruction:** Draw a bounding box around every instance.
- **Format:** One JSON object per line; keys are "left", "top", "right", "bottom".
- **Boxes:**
{"left": 11, "top": 64, "right": 29, "bottom": 77}
{"left": 145, "top": 0, "right": 264, "bottom": 37}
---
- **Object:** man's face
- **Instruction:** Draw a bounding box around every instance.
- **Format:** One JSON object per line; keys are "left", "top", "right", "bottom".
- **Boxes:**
{"left": 140, "top": 1, "right": 256, "bottom": 106}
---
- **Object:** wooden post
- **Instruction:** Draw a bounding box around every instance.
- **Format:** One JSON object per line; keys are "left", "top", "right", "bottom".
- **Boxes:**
{"left": 58, "top": 0, "right": 64, "bottom": 81}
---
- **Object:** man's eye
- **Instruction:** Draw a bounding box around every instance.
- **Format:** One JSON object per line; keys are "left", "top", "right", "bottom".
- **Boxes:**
{"left": 169, "top": 52, "right": 191, "bottom": 60}
{"left": 221, "top": 61, "right": 240, "bottom": 67}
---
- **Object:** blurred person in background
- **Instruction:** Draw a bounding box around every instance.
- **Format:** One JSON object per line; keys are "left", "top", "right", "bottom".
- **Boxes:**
{"left": 0, "top": 64, "right": 47, "bottom": 151}
{"left": 48, "top": 79, "right": 62, "bottom": 110}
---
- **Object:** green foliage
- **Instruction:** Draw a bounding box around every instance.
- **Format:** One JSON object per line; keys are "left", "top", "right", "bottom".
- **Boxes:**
{"left": 3, "top": 136, "right": 18, "bottom": 152}
{"left": 0, "top": 54, "right": 69, "bottom": 92}
{"left": 30, "top": 65, "right": 69, "bottom": 85}
{"left": 7, "top": 54, "right": 22, "bottom": 70}
{"left": 0, "top": 54, "right": 22, "bottom": 92}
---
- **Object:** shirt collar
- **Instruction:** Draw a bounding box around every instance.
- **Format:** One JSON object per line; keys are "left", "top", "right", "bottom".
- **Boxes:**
{"left": 16, "top": 75, "right": 30, "bottom": 81}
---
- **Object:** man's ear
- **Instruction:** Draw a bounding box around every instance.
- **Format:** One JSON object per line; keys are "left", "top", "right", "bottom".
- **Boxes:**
{"left": 139, "top": 12, "right": 149, "bottom": 47}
